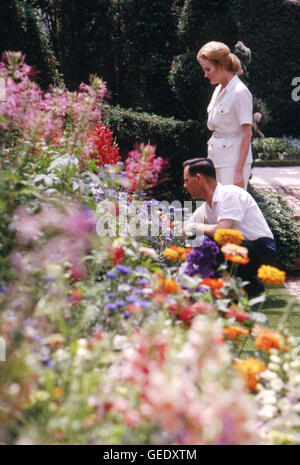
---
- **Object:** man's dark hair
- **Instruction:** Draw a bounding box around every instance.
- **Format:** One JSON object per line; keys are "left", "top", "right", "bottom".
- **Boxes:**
{"left": 183, "top": 158, "right": 216, "bottom": 179}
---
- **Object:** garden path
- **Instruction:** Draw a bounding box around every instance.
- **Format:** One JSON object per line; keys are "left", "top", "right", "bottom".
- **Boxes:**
{"left": 250, "top": 166, "right": 300, "bottom": 301}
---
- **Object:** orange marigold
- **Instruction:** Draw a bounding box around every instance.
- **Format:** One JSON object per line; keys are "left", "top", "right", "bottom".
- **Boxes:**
{"left": 233, "top": 358, "right": 266, "bottom": 391}
{"left": 214, "top": 228, "right": 244, "bottom": 246}
{"left": 225, "top": 254, "right": 250, "bottom": 265}
{"left": 163, "top": 246, "right": 192, "bottom": 262}
{"left": 163, "top": 248, "right": 179, "bottom": 260}
{"left": 253, "top": 325, "right": 289, "bottom": 352}
{"left": 223, "top": 325, "right": 249, "bottom": 340}
{"left": 201, "top": 277, "right": 224, "bottom": 290}
{"left": 257, "top": 265, "right": 286, "bottom": 286}
{"left": 163, "top": 279, "right": 180, "bottom": 294}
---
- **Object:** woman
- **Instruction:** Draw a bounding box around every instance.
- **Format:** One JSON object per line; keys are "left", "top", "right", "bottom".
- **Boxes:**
{"left": 197, "top": 41, "right": 253, "bottom": 188}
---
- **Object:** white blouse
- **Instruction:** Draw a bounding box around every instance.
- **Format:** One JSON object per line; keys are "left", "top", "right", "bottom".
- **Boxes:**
{"left": 207, "top": 75, "right": 253, "bottom": 168}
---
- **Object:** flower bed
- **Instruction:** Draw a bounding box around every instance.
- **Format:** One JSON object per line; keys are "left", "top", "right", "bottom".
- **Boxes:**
{"left": 1, "top": 53, "right": 300, "bottom": 446}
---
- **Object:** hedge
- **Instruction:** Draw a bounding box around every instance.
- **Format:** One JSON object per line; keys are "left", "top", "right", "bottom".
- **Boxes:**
{"left": 102, "top": 104, "right": 209, "bottom": 195}
{"left": 249, "top": 185, "right": 300, "bottom": 271}
{"left": 252, "top": 138, "right": 300, "bottom": 166}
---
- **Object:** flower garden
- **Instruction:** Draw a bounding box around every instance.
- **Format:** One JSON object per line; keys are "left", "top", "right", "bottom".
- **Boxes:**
{"left": 1, "top": 52, "right": 300, "bottom": 446}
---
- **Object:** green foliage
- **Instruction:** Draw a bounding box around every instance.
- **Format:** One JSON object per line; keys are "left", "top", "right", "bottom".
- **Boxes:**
{"left": 252, "top": 138, "right": 300, "bottom": 165}
{"left": 102, "top": 103, "right": 208, "bottom": 197}
{"left": 57, "top": 0, "right": 116, "bottom": 90}
{"left": 249, "top": 185, "right": 300, "bottom": 270}
{"left": 169, "top": 0, "right": 239, "bottom": 120}
{"left": 239, "top": 0, "right": 300, "bottom": 136}
{"left": 0, "top": 1, "right": 59, "bottom": 88}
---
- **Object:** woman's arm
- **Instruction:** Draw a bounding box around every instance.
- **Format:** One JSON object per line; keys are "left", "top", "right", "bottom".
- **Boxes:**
{"left": 234, "top": 123, "right": 252, "bottom": 188}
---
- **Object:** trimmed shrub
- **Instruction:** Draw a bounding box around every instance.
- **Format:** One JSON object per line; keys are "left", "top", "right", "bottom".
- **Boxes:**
{"left": 252, "top": 138, "right": 300, "bottom": 166}
{"left": 249, "top": 185, "right": 300, "bottom": 270}
{"left": 102, "top": 104, "right": 208, "bottom": 197}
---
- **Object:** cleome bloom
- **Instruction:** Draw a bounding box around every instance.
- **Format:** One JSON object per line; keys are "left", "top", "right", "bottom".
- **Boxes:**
{"left": 233, "top": 358, "right": 266, "bottom": 391}
{"left": 252, "top": 325, "right": 289, "bottom": 352}
{"left": 214, "top": 228, "right": 244, "bottom": 246}
{"left": 257, "top": 265, "right": 286, "bottom": 286}
{"left": 223, "top": 325, "right": 249, "bottom": 340}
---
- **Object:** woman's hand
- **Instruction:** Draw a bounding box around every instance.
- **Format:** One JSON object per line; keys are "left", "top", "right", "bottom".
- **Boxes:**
{"left": 234, "top": 169, "right": 245, "bottom": 188}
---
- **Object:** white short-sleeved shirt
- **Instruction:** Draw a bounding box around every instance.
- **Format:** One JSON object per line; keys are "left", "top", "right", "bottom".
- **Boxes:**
{"left": 207, "top": 75, "right": 253, "bottom": 168}
{"left": 191, "top": 183, "right": 274, "bottom": 241}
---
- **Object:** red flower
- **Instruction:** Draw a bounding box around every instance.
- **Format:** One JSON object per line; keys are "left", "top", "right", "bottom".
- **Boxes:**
{"left": 89, "top": 124, "right": 120, "bottom": 167}
{"left": 111, "top": 246, "right": 125, "bottom": 266}
{"left": 226, "top": 306, "right": 251, "bottom": 323}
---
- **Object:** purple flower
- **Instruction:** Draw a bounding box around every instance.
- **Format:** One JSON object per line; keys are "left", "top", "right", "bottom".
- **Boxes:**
{"left": 115, "top": 265, "right": 131, "bottom": 275}
{"left": 124, "top": 312, "right": 131, "bottom": 318}
{"left": 106, "top": 271, "right": 117, "bottom": 279}
{"left": 184, "top": 238, "right": 220, "bottom": 278}
{"left": 107, "top": 302, "right": 117, "bottom": 311}
{"left": 135, "top": 267, "right": 147, "bottom": 273}
{"left": 115, "top": 299, "right": 126, "bottom": 307}
{"left": 138, "top": 279, "right": 149, "bottom": 285}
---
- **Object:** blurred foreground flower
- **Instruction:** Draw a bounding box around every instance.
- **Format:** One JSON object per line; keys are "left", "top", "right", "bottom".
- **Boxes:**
{"left": 253, "top": 325, "right": 289, "bottom": 352}
{"left": 233, "top": 358, "right": 266, "bottom": 391}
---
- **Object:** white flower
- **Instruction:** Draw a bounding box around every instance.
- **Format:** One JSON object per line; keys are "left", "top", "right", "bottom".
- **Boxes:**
{"left": 268, "top": 362, "right": 281, "bottom": 372}
{"left": 270, "top": 378, "right": 284, "bottom": 391}
{"left": 261, "top": 369, "right": 278, "bottom": 381}
{"left": 259, "top": 405, "right": 278, "bottom": 419}
{"left": 77, "top": 338, "right": 88, "bottom": 348}
{"left": 113, "top": 238, "right": 124, "bottom": 248}
{"left": 54, "top": 348, "right": 69, "bottom": 362}
{"left": 118, "top": 284, "right": 131, "bottom": 292}
{"left": 139, "top": 246, "right": 158, "bottom": 260}
{"left": 270, "top": 354, "right": 281, "bottom": 364}
{"left": 8, "top": 383, "right": 21, "bottom": 396}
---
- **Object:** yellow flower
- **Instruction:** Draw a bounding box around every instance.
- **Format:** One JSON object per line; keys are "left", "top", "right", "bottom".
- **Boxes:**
{"left": 233, "top": 358, "right": 266, "bottom": 391}
{"left": 257, "top": 265, "right": 286, "bottom": 286}
{"left": 214, "top": 228, "right": 244, "bottom": 246}
{"left": 163, "top": 248, "right": 179, "bottom": 260}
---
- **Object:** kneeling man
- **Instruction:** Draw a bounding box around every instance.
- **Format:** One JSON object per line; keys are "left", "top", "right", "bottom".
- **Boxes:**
{"left": 183, "top": 158, "right": 277, "bottom": 297}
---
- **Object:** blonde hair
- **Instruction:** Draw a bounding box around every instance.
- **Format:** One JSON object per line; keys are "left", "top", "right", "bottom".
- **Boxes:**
{"left": 197, "top": 41, "right": 243, "bottom": 75}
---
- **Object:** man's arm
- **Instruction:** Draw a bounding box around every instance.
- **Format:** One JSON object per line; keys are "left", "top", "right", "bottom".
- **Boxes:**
{"left": 185, "top": 218, "right": 235, "bottom": 238}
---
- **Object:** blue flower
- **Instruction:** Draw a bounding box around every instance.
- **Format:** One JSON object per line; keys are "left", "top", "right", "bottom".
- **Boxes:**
{"left": 126, "top": 295, "right": 137, "bottom": 303}
{"left": 107, "top": 292, "right": 115, "bottom": 299}
{"left": 124, "top": 312, "right": 131, "bottom": 318}
{"left": 106, "top": 271, "right": 117, "bottom": 279}
{"left": 138, "top": 279, "right": 149, "bottom": 285}
{"left": 115, "top": 265, "right": 131, "bottom": 275}
{"left": 106, "top": 302, "right": 117, "bottom": 311}
{"left": 115, "top": 299, "right": 126, "bottom": 307}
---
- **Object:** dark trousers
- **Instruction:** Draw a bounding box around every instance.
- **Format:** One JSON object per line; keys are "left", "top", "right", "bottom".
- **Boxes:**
{"left": 237, "top": 237, "right": 277, "bottom": 297}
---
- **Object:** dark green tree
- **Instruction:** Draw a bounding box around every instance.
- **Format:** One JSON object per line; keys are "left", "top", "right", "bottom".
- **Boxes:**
{"left": 169, "top": 0, "right": 240, "bottom": 120}
{"left": 116, "top": 0, "right": 178, "bottom": 115}
{"left": 0, "top": 0, "right": 59, "bottom": 88}
{"left": 239, "top": 0, "right": 300, "bottom": 136}
{"left": 56, "top": 0, "right": 116, "bottom": 90}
